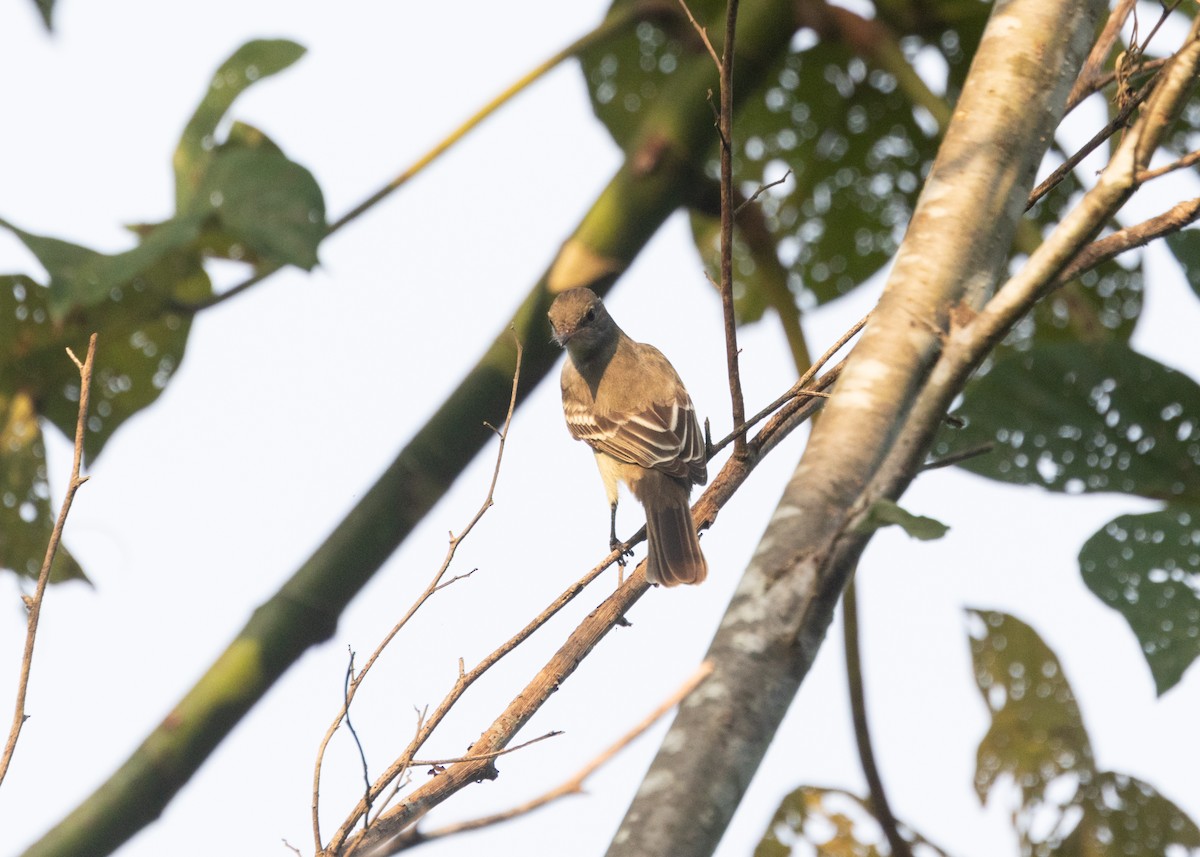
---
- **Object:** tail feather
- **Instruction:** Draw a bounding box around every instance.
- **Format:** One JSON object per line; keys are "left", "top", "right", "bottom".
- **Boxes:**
{"left": 644, "top": 490, "right": 707, "bottom": 587}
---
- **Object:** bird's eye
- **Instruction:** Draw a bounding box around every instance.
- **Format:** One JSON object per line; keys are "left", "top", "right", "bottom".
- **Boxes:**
{"left": 584, "top": 309, "right": 595, "bottom": 323}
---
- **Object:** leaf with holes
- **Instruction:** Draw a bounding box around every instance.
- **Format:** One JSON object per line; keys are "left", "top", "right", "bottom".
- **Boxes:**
{"left": 0, "top": 215, "right": 202, "bottom": 316}
{"left": 174, "top": 39, "right": 306, "bottom": 207}
{"left": 581, "top": 5, "right": 946, "bottom": 313}
{"left": 754, "top": 786, "right": 892, "bottom": 857}
{"left": 190, "top": 148, "right": 325, "bottom": 270}
{"left": 935, "top": 343, "right": 1200, "bottom": 502}
{"left": 968, "top": 609, "right": 1200, "bottom": 854}
{"left": 967, "top": 609, "right": 1094, "bottom": 812}
{"left": 1060, "top": 771, "right": 1200, "bottom": 855}
{"left": 2, "top": 253, "right": 212, "bottom": 462}
{"left": 1079, "top": 505, "right": 1200, "bottom": 695}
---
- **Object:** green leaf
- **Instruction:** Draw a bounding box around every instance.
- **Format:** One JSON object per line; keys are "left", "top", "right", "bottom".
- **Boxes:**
{"left": 1, "top": 253, "right": 212, "bottom": 462}
{"left": 1079, "top": 505, "right": 1200, "bottom": 695}
{"left": 1059, "top": 771, "right": 1200, "bottom": 856}
{"left": 581, "top": 9, "right": 942, "bottom": 309}
{"left": 967, "top": 609, "right": 1200, "bottom": 855}
{"left": 754, "top": 786, "right": 890, "bottom": 857}
{"left": 1166, "top": 228, "right": 1200, "bottom": 301}
{"left": 726, "top": 40, "right": 938, "bottom": 307}
{"left": 936, "top": 343, "right": 1200, "bottom": 502}
{"left": 0, "top": 390, "right": 87, "bottom": 583}
{"left": 856, "top": 498, "right": 949, "bottom": 540}
{"left": 579, "top": 1, "right": 722, "bottom": 151}
{"left": 0, "top": 215, "right": 202, "bottom": 316}
{"left": 174, "top": 39, "right": 306, "bottom": 207}
{"left": 191, "top": 148, "right": 325, "bottom": 270}
{"left": 967, "top": 609, "right": 1093, "bottom": 811}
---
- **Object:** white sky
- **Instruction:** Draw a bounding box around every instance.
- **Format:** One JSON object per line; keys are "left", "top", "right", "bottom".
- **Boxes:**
{"left": 1, "top": 2, "right": 1198, "bottom": 856}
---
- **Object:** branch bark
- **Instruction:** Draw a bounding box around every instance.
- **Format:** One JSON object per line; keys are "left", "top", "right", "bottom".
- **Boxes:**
{"left": 603, "top": 2, "right": 1107, "bottom": 856}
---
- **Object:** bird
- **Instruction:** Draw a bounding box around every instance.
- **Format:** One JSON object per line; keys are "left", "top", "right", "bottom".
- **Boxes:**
{"left": 548, "top": 287, "right": 708, "bottom": 586}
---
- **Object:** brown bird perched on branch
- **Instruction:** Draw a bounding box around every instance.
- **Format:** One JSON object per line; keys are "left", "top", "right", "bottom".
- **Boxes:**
{"left": 548, "top": 287, "right": 708, "bottom": 586}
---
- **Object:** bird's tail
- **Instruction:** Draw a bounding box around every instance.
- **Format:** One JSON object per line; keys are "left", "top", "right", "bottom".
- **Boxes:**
{"left": 642, "top": 476, "right": 706, "bottom": 587}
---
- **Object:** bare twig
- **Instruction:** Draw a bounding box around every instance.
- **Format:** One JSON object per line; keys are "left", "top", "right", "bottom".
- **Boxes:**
{"left": 1053, "top": 195, "right": 1200, "bottom": 289}
{"left": 718, "top": 0, "right": 747, "bottom": 458}
{"left": 708, "top": 312, "right": 867, "bottom": 458}
{"left": 390, "top": 661, "right": 715, "bottom": 851}
{"left": 343, "top": 650, "right": 372, "bottom": 833}
{"left": 842, "top": 581, "right": 912, "bottom": 857}
{"left": 409, "top": 730, "right": 563, "bottom": 769}
{"left": 680, "top": 0, "right": 747, "bottom": 456}
{"left": 674, "top": 0, "right": 720, "bottom": 68}
{"left": 312, "top": 338, "right": 524, "bottom": 850}
{"left": 734, "top": 170, "right": 792, "bottom": 217}
{"left": 1137, "top": 147, "right": 1200, "bottom": 182}
{"left": 921, "top": 442, "right": 995, "bottom": 472}
{"left": 0, "top": 333, "right": 97, "bottom": 787}
{"left": 1027, "top": 82, "right": 1153, "bottom": 210}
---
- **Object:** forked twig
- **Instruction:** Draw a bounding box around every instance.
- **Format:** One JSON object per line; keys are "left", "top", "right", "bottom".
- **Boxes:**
{"left": 389, "top": 661, "right": 715, "bottom": 851}
{"left": 312, "top": 337, "right": 524, "bottom": 851}
{"left": 0, "top": 333, "right": 97, "bottom": 787}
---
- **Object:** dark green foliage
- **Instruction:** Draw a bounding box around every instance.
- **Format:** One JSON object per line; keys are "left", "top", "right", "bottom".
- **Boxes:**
{"left": 0, "top": 39, "right": 326, "bottom": 580}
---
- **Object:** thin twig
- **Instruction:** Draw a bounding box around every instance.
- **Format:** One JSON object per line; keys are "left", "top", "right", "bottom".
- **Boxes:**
{"left": 392, "top": 661, "right": 715, "bottom": 850}
{"left": 1026, "top": 83, "right": 1153, "bottom": 210}
{"left": 681, "top": 0, "right": 747, "bottom": 457}
{"left": 708, "top": 312, "right": 867, "bottom": 458}
{"left": 327, "top": 548, "right": 622, "bottom": 851}
{"left": 719, "top": 0, "right": 747, "bottom": 458}
{"left": 734, "top": 169, "right": 792, "bottom": 217}
{"left": 312, "top": 337, "right": 524, "bottom": 851}
{"left": 342, "top": 649, "right": 372, "bottom": 832}
{"left": 674, "top": 0, "right": 720, "bottom": 68}
{"left": 842, "top": 580, "right": 912, "bottom": 857}
{"left": 409, "top": 730, "right": 564, "bottom": 768}
{"left": 0, "top": 333, "right": 97, "bottom": 787}
{"left": 921, "top": 442, "right": 995, "bottom": 472}
{"left": 1053, "top": 194, "right": 1200, "bottom": 288}
{"left": 1137, "top": 147, "right": 1200, "bottom": 182}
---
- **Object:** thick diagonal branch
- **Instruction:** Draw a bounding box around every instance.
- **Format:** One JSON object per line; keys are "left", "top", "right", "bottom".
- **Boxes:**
{"left": 603, "top": 3, "right": 1107, "bottom": 856}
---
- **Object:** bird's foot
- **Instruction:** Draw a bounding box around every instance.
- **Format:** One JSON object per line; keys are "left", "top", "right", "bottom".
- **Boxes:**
{"left": 610, "top": 537, "right": 634, "bottom": 567}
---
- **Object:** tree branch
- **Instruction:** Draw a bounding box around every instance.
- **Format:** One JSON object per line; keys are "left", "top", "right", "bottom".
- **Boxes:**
{"left": 842, "top": 580, "right": 911, "bottom": 857}
{"left": 1, "top": 334, "right": 97, "bottom": 787}
{"left": 601, "top": 4, "right": 1108, "bottom": 856}
{"left": 387, "top": 662, "right": 715, "bottom": 852}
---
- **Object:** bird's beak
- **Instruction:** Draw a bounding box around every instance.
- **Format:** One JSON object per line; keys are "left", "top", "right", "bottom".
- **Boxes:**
{"left": 551, "top": 325, "right": 573, "bottom": 347}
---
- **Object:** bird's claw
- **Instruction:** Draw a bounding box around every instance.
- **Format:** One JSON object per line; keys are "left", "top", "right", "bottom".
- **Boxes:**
{"left": 610, "top": 538, "right": 634, "bottom": 567}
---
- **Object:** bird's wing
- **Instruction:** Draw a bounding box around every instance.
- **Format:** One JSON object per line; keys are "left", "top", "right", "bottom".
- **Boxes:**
{"left": 565, "top": 389, "right": 706, "bottom": 484}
